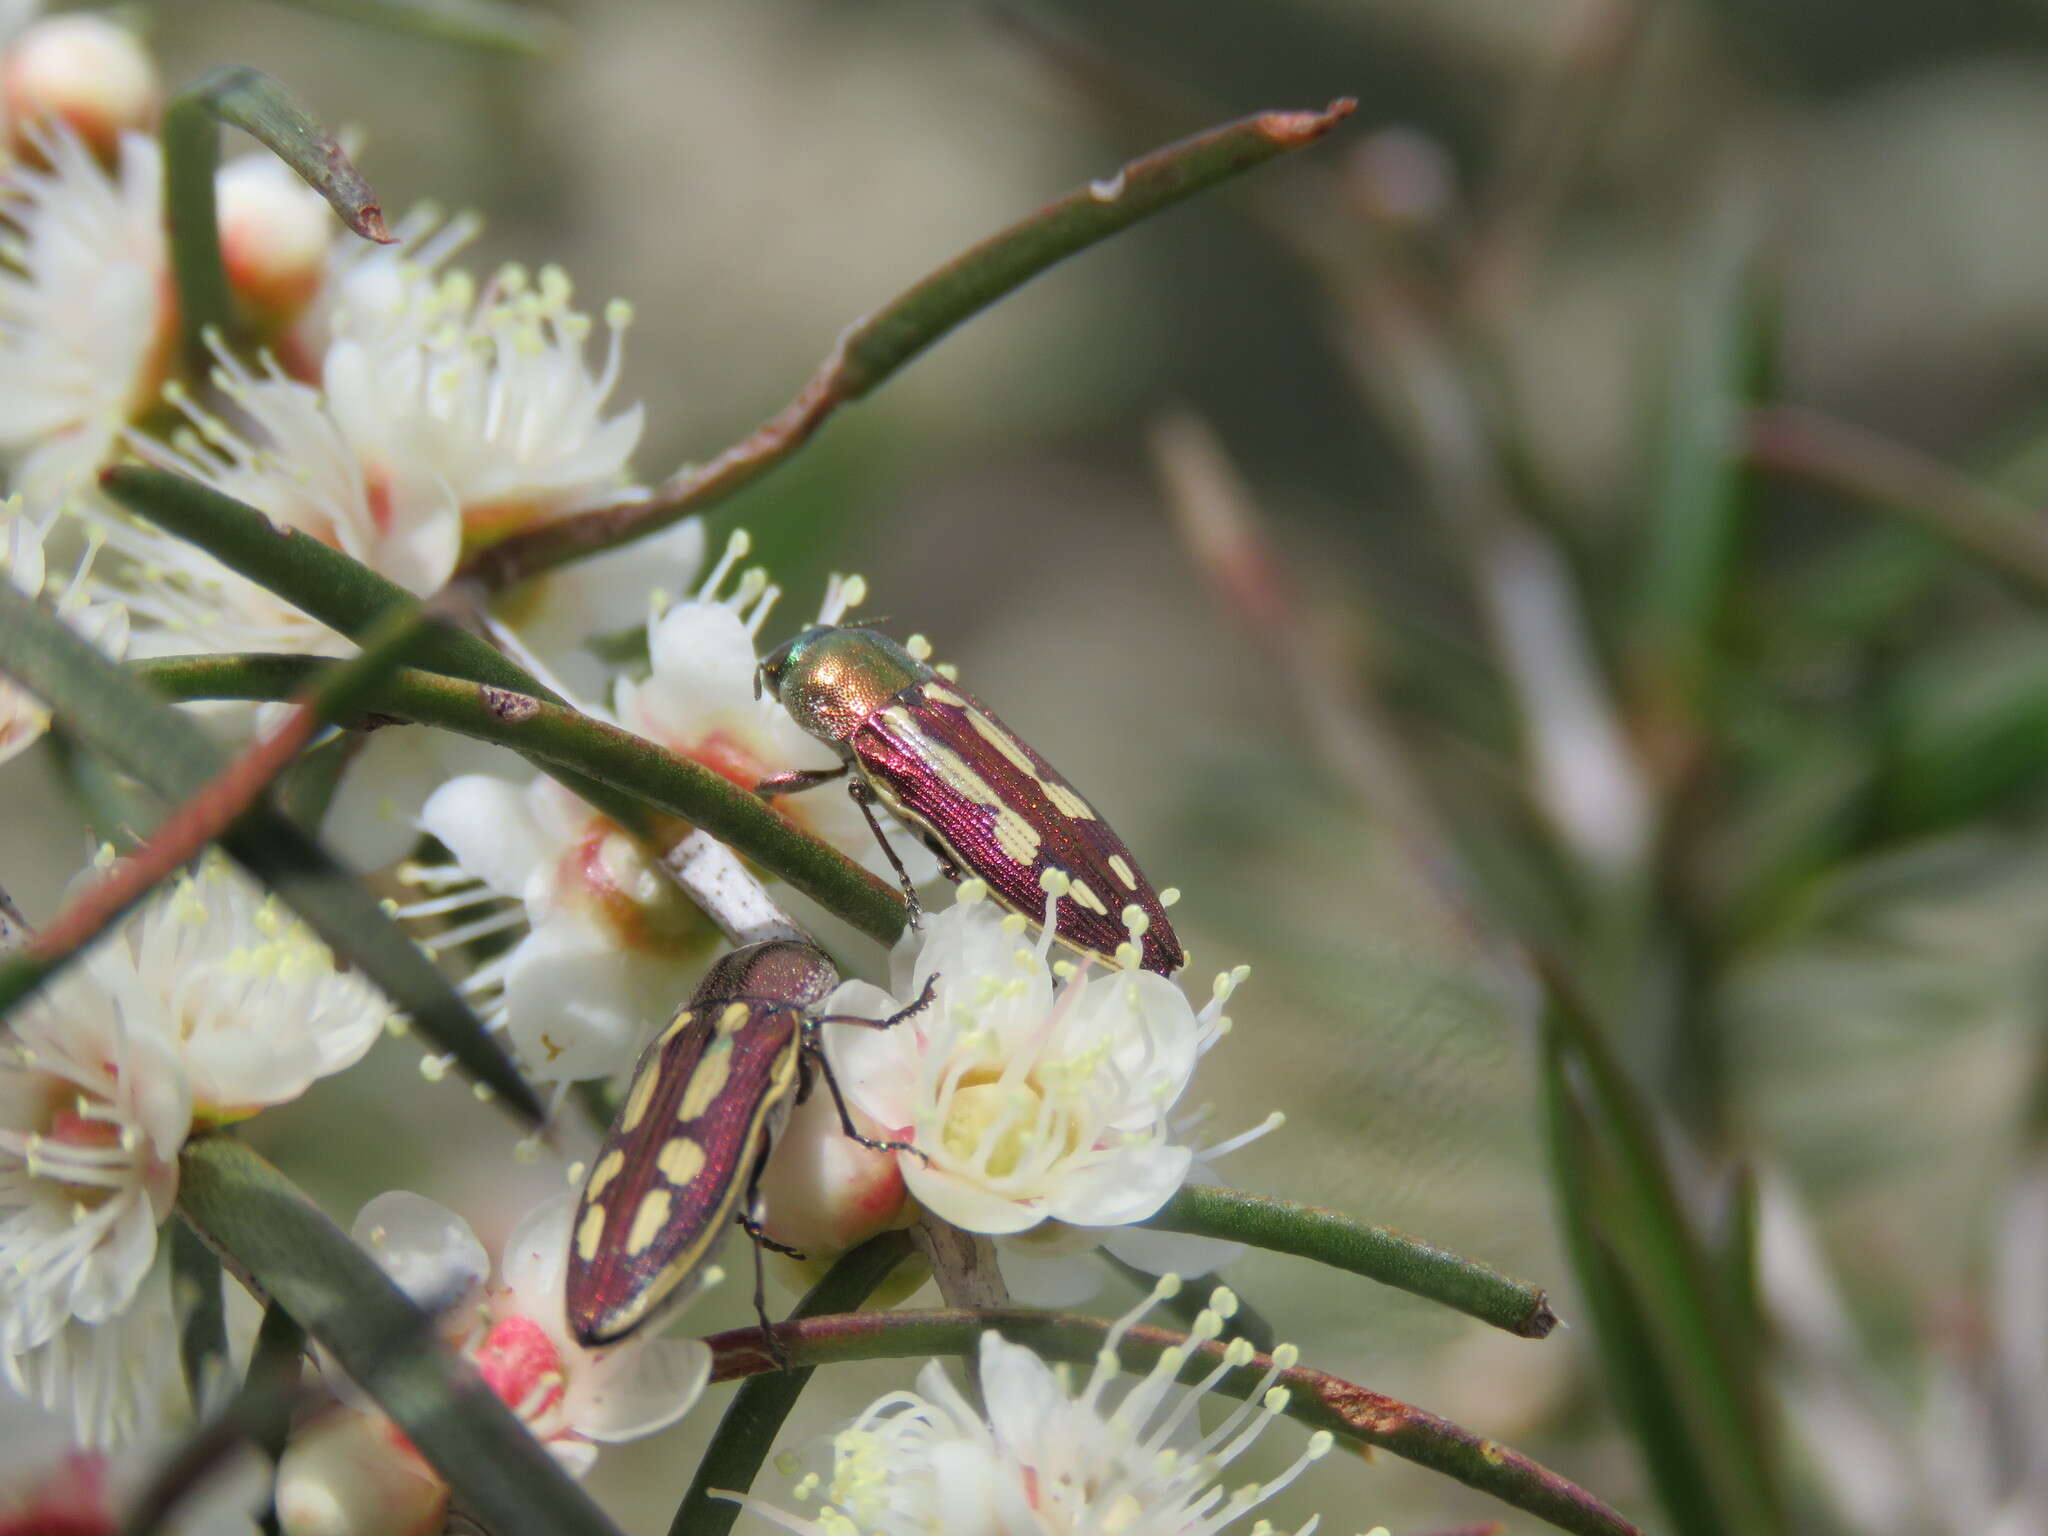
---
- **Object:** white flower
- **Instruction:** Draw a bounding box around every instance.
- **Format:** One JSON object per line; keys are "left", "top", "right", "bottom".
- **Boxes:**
{"left": 122, "top": 856, "right": 391, "bottom": 1120}
{"left": 1, "top": 855, "right": 389, "bottom": 1414}
{"left": 311, "top": 222, "right": 647, "bottom": 550}
{"left": 0, "top": 125, "right": 171, "bottom": 503}
{"left": 612, "top": 539, "right": 936, "bottom": 886}
{"left": 105, "top": 343, "right": 463, "bottom": 661}
{"left": 0, "top": 499, "right": 126, "bottom": 766}
{"left": 1, "top": 1244, "right": 178, "bottom": 1451}
{"left": 731, "top": 1277, "right": 1338, "bottom": 1536}
{"left": 407, "top": 772, "right": 721, "bottom": 1082}
{"left": 820, "top": 885, "right": 1248, "bottom": 1263}
{"left": 338, "top": 1191, "right": 708, "bottom": 1476}
{"left": 1, "top": 1316, "right": 266, "bottom": 1534}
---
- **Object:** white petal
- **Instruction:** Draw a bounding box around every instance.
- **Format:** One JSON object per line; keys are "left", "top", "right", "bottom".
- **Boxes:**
{"left": 499, "top": 918, "right": 683, "bottom": 1082}
{"left": 319, "top": 728, "right": 448, "bottom": 873}
{"left": 508, "top": 517, "right": 706, "bottom": 698}
{"left": 903, "top": 1161, "right": 1043, "bottom": 1236}
{"left": 561, "top": 1335, "right": 709, "bottom": 1442}
{"left": 417, "top": 774, "right": 554, "bottom": 898}
{"left": 496, "top": 1192, "right": 573, "bottom": 1315}
{"left": 1100, "top": 1223, "right": 1243, "bottom": 1279}
{"left": 350, "top": 1192, "right": 488, "bottom": 1314}
{"left": 1044, "top": 1143, "right": 1191, "bottom": 1228}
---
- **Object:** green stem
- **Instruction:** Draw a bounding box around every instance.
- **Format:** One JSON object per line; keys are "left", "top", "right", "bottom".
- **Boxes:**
{"left": 1143, "top": 1184, "right": 1558, "bottom": 1339}
{"left": 462, "top": 99, "right": 1357, "bottom": 589}
{"left": 133, "top": 651, "right": 906, "bottom": 947}
{"left": 162, "top": 66, "right": 393, "bottom": 372}
{"left": 176, "top": 1135, "right": 624, "bottom": 1536}
{"left": 702, "top": 1306, "right": 1641, "bottom": 1536}
{"left": 169, "top": 1220, "right": 229, "bottom": 1417}
{"left": 672, "top": 1231, "right": 916, "bottom": 1536}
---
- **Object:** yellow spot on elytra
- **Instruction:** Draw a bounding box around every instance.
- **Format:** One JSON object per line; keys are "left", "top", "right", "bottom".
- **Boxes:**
{"left": 924, "top": 682, "right": 970, "bottom": 710}
{"left": 678, "top": 1039, "right": 732, "bottom": 1120}
{"left": 993, "top": 809, "right": 1042, "bottom": 866}
{"left": 659, "top": 1137, "right": 707, "bottom": 1185}
{"left": 1041, "top": 778, "right": 1095, "bottom": 820}
{"left": 965, "top": 707, "right": 1038, "bottom": 775}
{"left": 626, "top": 1189, "right": 673, "bottom": 1256}
{"left": 575, "top": 1202, "right": 606, "bottom": 1262}
{"left": 1068, "top": 879, "right": 1108, "bottom": 915}
{"left": 716, "top": 1002, "right": 751, "bottom": 1036}
{"left": 1107, "top": 854, "right": 1138, "bottom": 890}
{"left": 619, "top": 1062, "right": 660, "bottom": 1133}
{"left": 893, "top": 715, "right": 1002, "bottom": 807}
{"left": 585, "top": 1149, "right": 625, "bottom": 1199}
{"left": 656, "top": 1009, "right": 695, "bottom": 1047}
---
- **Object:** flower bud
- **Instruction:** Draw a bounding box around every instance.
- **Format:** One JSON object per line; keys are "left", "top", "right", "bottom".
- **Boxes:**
{"left": 755, "top": 1074, "right": 910, "bottom": 1256}
{"left": 2, "top": 15, "right": 159, "bottom": 159}
{"left": 275, "top": 1409, "right": 447, "bottom": 1536}
{"left": 217, "top": 154, "right": 334, "bottom": 328}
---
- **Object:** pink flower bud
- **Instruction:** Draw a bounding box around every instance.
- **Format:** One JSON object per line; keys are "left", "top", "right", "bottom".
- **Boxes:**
{"left": 217, "top": 155, "right": 333, "bottom": 327}
{"left": 2, "top": 15, "right": 158, "bottom": 159}
{"left": 755, "top": 1073, "right": 910, "bottom": 1256}
{"left": 275, "top": 1409, "right": 447, "bottom": 1536}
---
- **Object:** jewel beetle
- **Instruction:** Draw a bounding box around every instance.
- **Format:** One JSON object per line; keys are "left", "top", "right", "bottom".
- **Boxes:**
{"left": 565, "top": 938, "right": 931, "bottom": 1352}
{"left": 755, "top": 624, "right": 1186, "bottom": 976}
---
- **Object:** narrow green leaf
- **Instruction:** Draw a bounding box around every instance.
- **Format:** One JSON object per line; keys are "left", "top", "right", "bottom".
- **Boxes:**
{"left": 134, "top": 648, "right": 907, "bottom": 948}
{"left": 177, "top": 1135, "right": 624, "bottom": 1536}
{"left": 169, "top": 1221, "right": 229, "bottom": 1419}
{"left": 1718, "top": 1164, "right": 1764, "bottom": 1361}
{"left": 701, "top": 1304, "right": 1644, "bottom": 1536}
{"left": 1539, "top": 972, "right": 1781, "bottom": 1533}
{"left": 1142, "top": 1184, "right": 1558, "bottom": 1339}
{"left": 246, "top": 1299, "right": 308, "bottom": 1512}
{"left": 162, "top": 67, "right": 391, "bottom": 368}
{"left": 261, "top": 0, "right": 563, "bottom": 53}
{"left": 1633, "top": 221, "right": 1774, "bottom": 703}
{"left": 671, "top": 1231, "right": 915, "bottom": 1536}
{"left": 1544, "top": 1035, "right": 1726, "bottom": 1536}
{"left": 464, "top": 100, "right": 1360, "bottom": 589}
{"left": 0, "top": 584, "right": 541, "bottom": 1122}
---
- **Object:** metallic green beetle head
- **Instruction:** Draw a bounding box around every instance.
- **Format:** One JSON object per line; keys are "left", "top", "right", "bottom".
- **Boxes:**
{"left": 758, "top": 625, "right": 927, "bottom": 743}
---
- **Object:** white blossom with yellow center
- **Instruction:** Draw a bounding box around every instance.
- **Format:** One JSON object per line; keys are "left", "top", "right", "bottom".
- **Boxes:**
{"left": 822, "top": 886, "right": 1247, "bottom": 1246}
{"left": 728, "top": 1278, "right": 1342, "bottom": 1536}
{"left": 1, "top": 856, "right": 389, "bottom": 1444}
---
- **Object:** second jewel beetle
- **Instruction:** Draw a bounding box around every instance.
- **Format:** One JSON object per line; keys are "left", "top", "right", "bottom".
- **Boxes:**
{"left": 755, "top": 624, "right": 1185, "bottom": 975}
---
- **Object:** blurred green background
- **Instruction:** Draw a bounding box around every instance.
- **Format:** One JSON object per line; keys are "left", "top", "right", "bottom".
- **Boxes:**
{"left": 15, "top": 0, "right": 2048, "bottom": 1529}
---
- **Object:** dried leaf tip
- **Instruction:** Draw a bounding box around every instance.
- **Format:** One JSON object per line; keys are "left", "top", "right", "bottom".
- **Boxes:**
{"left": 1258, "top": 98, "right": 1359, "bottom": 144}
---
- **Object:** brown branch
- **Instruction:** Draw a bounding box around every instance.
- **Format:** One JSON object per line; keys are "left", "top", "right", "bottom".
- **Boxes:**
{"left": 1746, "top": 404, "right": 2048, "bottom": 600}
{"left": 462, "top": 99, "right": 1357, "bottom": 591}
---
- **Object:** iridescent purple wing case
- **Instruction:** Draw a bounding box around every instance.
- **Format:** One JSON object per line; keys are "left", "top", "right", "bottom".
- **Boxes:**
{"left": 564, "top": 998, "right": 801, "bottom": 1345}
{"left": 853, "top": 677, "right": 1185, "bottom": 974}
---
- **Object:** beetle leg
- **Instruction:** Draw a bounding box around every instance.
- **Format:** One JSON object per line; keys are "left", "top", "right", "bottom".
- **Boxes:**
{"left": 738, "top": 1148, "right": 801, "bottom": 1370}
{"left": 815, "top": 973, "right": 938, "bottom": 1032}
{"left": 801, "top": 1036, "right": 931, "bottom": 1166}
{"left": 848, "top": 780, "right": 923, "bottom": 925}
{"left": 755, "top": 764, "right": 847, "bottom": 798}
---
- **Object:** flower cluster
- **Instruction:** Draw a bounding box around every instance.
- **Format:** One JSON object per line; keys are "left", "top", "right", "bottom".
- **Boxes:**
{"left": 0, "top": 856, "right": 388, "bottom": 1446}
{"left": 0, "top": 11, "right": 1323, "bottom": 1534}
